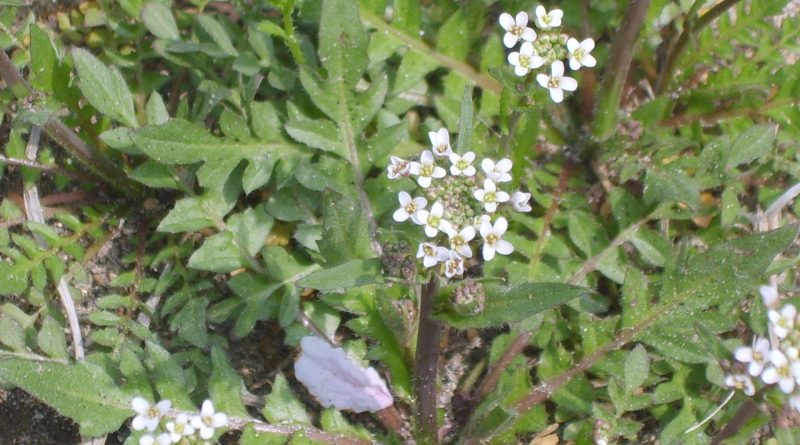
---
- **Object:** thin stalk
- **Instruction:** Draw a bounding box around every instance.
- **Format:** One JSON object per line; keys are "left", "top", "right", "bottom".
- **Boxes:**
{"left": 413, "top": 276, "right": 442, "bottom": 445}
{"left": 0, "top": 154, "right": 85, "bottom": 180}
{"left": 591, "top": 0, "right": 651, "bottom": 140}
{"left": 655, "top": 0, "right": 742, "bottom": 94}
{"left": 709, "top": 399, "right": 758, "bottom": 445}
{"left": 281, "top": 1, "right": 306, "bottom": 66}
{"left": 359, "top": 8, "right": 501, "bottom": 95}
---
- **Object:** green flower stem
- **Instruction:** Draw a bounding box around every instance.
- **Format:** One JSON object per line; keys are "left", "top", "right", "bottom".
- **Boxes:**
{"left": 413, "top": 276, "right": 442, "bottom": 445}
{"left": 281, "top": 1, "right": 306, "bottom": 66}
{"left": 709, "top": 399, "right": 758, "bottom": 445}
{"left": 655, "top": 0, "right": 742, "bottom": 94}
{"left": 0, "top": 49, "right": 140, "bottom": 194}
{"left": 359, "top": 8, "right": 501, "bottom": 95}
{"left": 591, "top": 0, "right": 651, "bottom": 141}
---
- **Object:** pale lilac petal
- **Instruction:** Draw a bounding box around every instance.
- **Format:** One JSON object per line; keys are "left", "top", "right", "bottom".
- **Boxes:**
{"left": 413, "top": 197, "right": 427, "bottom": 209}
{"left": 420, "top": 150, "right": 434, "bottom": 163}
{"left": 515, "top": 11, "right": 528, "bottom": 27}
{"left": 748, "top": 362, "right": 764, "bottom": 376}
{"left": 432, "top": 166, "right": 447, "bottom": 178}
{"left": 461, "top": 226, "right": 476, "bottom": 241}
{"left": 463, "top": 152, "right": 475, "bottom": 162}
{"left": 734, "top": 347, "right": 753, "bottom": 363}
{"left": 780, "top": 378, "right": 795, "bottom": 394}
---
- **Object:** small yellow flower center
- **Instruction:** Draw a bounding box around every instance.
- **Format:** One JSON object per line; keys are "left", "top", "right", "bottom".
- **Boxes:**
{"left": 423, "top": 245, "right": 434, "bottom": 256}
{"left": 147, "top": 407, "right": 160, "bottom": 419}
{"left": 457, "top": 159, "right": 469, "bottom": 170}
{"left": 428, "top": 215, "right": 440, "bottom": 228}
{"left": 392, "top": 161, "right": 408, "bottom": 175}
{"left": 486, "top": 234, "right": 498, "bottom": 245}
{"left": 436, "top": 144, "right": 448, "bottom": 154}
{"left": 451, "top": 236, "right": 465, "bottom": 249}
{"left": 778, "top": 365, "right": 791, "bottom": 379}
{"left": 510, "top": 25, "right": 523, "bottom": 37}
{"left": 447, "top": 260, "right": 460, "bottom": 275}
{"left": 519, "top": 55, "right": 530, "bottom": 68}
{"left": 421, "top": 164, "right": 434, "bottom": 177}
{"left": 542, "top": 15, "right": 552, "bottom": 25}
{"left": 753, "top": 351, "right": 763, "bottom": 362}
{"left": 175, "top": 423, "right": 185, "bottom": 434}
{"left": 202, "top": 415, "right": 213, "bottom": 427}
{"left": 405, "top": 202, "right": 417, "bottom": 213}
{"left": 548, "top": 77, "right": 560, "bottom": 88}
{"left": 484, "top": 192, "right": 496, "bottom": 203}
{"left": 573, "top": 48, "right": 585, "bottom": 61}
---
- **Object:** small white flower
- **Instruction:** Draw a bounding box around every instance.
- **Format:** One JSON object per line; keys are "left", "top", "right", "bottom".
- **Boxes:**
{"left": 566, "top": 38, "right": 597, "bottom": 70}
{"left": 474, "top": 179, "right": 510, "bottom": 213}
{"left": 536, "top": 61, "right": 578, "bottom": 103}
{"left": 393, "top": 191, "right": 427, "bottom": 224}
{"left": 387, "top": 156, "right": 411, "bottom": 179}
{"left": 446, "top": 225, "right": 476, "bottom": 258}
{"left": 480, "top": 158, "right": 513, "bottom": 183}
{"left": 760, "top": 284, "right": 779, "bottom": 309}
{"left": 417, "top": 242, "right": 449, "bottom": 268}
{"left": 429, "top": 128, "right": 452, "bottom": 158}
{"left": 510, "top": 191, "right": 532, "bottom": 212}
{"left": 768, "top": 304, "right": 797, "bottom": 339}
{"left": 734, "top": 337, "right": 770, "bottom": 377}
{"left": 131, "top": 397, "right": 171, "bottom": 432}
{"left": 139, "top": 434, "right": 171, "bottom": 445}
{"left": 191, "top": 400, "right": 228, "bottom": 440}
{"left": 499, "top": 11, "right": 537, "bottom": 48}
{"left": 724, "top": 374, "right": 755, "bottom": 396}
{"left": 534, "top": 5, "right": 563, "bottom": 29}
{"left": 416, "top": 202, "right": 452, "bottom": 237}
{"left": 165, "top": 413, "right": 196, "bottom": 443}
{"left": 480, "top": 217, "right": 514, "bottom": 261}
{"left": 473, "top": 214, "right": 491, "bottom": 230}
{"left": 761, "top": 350, "right": 800, "bottom": 394}
{"left": 449, "top": 152, "right": 477, "bottom": 176}
{"left": 444, "top": 250, "right": 465, "bottom": 278}
{"left": 409, "top": 150, "right": 446, "bottom": 188}
{"left": 791, "top": 394, "right": 800, "bottom": 413}
{"left": 507, "top": 42, "right": 544, "bottom": 77}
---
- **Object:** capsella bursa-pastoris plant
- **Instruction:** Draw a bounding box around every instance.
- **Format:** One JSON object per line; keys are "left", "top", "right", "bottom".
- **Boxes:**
{"left": 388, "top": 128, "right": 532, "bottom": 280}
{"left": 500, "top": 6, "right": 596, "bottom": 103}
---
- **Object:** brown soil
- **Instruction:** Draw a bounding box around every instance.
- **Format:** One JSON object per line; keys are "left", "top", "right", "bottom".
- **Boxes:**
{"left": 0, "top": 388, "right": 80, "bottom": 445}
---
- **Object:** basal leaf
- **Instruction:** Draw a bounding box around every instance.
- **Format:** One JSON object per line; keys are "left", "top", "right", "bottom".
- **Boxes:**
{"left": 142, "top": 2, "right": 180, "bottom": 40}
{"left": 71, "top": 48, "right": 138, "bottom": 128}
{"left": 317, "top": 190, "right": 375, "bottom": 266}
{"left": 318, "top": 0, "right": 368, "bottom": 89}
{"left": 297, "top": 258, "right": 383, "bottom": 291}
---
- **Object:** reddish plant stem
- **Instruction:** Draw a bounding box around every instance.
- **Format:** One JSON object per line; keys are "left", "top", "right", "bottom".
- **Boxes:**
{"left": 413, "top": 276, "right": 442, "bottom": 445}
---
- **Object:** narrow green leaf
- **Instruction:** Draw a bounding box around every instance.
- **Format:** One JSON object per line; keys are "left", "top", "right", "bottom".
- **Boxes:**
{"left": 142, "top": 2, "right": 180, "bottom": 40}
{"left": 145, "top": 92, "right": 169, "bottom": 125}
{"left": 318, "top": 190, "right": 375, "bottom": 266}
{"left": 623, "top": 344, "right": 649, "bottom": 393}
{"left": 0, "top": 315, "right": 27, "bottom": 351}
{"left": 37, "top": 316, "right": 68, "bottom": 359}
{"left": 284, "top": 119, "right": 344, "bottom": 156}
{"left": 0, "top": 359, "right": 131, "bottom": 436}
{"left": 262, "top": 373, "right": 311, "bottom": 425}
{"left": 725, "top": 124, "right": 775, "bottom": 169}
{"left": 197, "top": 15, "right": 239, "bottom": 56}
{"left": 319, "top": 0, "right": 368, "bottom": 89}
{"left": 188, "top": 232, "right": 246, "bottom": 273}
{"left": 438, "top": 283, "right": 593, "bottom": 329}
{"left": 71, "top": 48, "right": 138, "bottom": 128}
{"left": 297, "top": 259, "right": 383, "bottom": 291}
{"left": 29, "top": 25, "right": 57, "bottom": 92}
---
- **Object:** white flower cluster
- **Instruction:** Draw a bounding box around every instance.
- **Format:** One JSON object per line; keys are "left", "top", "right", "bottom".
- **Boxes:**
{"left": 130, "top": 397, "right": 228, "bottom": 445}
{"left": 727, "top": 285, "right": 800, "bottom": 411}
{"left": 499, "top": 6, "right": 596, "bottom": 103}
{"left": 387, "top": 128, "right": 532, "bottom": 277}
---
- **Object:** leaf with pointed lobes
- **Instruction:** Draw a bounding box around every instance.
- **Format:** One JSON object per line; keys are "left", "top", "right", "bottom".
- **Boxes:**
{"left": 294, "top": 336, "right": 393, "bottom": 413}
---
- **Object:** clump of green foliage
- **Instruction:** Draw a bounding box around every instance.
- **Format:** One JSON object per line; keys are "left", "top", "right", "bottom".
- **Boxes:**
{"left": 1, "top": 0, "right": 800, "bottom": 444}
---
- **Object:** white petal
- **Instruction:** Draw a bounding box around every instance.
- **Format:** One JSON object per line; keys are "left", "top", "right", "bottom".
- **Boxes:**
{"left": 521, "top": 28, "right": 536, "bottom": 42}
{"left": 549, "top": 87, "right": 564, "bottom": 103}
{"left": 480, "top": 220, "right": 492, "bottom": 239}
{"left": 423, "top": 255, "right": 437, "bottom": 268}
{"left": 755, "top": 338, "right": 771, "bottom": 353}
{"left": 760, "top": 285, "right": 779, "bottom": 308}
{"left": 132, "top": 415, "right": 147, "bottom": 431}
{"left": 520, "top": 42, "right": 534, "bottom": 57}
{"left": 536, "top": 74, "right": 550, "bottom": 88}
{"left": 515, "top": 11, "right": 528, "bottom": 27}
{"left": 485, "top": 202, "right": 497, "bottom": 213}
{"left": 514, "top": 65, "right": 529, "bottom": 77}
{"left": 418, "top": 175, "right": 432, "bottom": 188}
{"left": 551, "top": 61, "right": 565, "bottom": 77}
{"left": 582, "top": 54, "right": 596, "bottom": 67}
{"left": 425, "top": 225, "right": 438, "bottom": 237}
{"left": 484, "top": 179, "right": 496, "bottom": 192}
{"left": 139, "top": 435, "right": 155, "bottom": 445}
{"left": 463, "top": 152, "right": 475, "bottom": 162}
{"left": 503, "top": 32, "right": 519, "bottom": 48}
{"left": 436, "top": 247, "right": 450, "bottom": 261}
{"left": 560, "top": 76, "right": 578, "bottom": 91}
{"left": 530, "top": 55, "right": 544, "bottom": 69}
{"left": 212, "top": 412, "right": 228, "bottom": 428}
{"left": 438, "top": 220, "right": 452, "bottom": 236}
{"left": 413, "top": 197, "right": 427, "bottom": 209}
{"left": 421, "top": 150, "right": 434, "bottom": 163}
{"left": 567, "top": 37, "right": 579, "bottom": 52}
{"left": 409, "top": 162, "right": 421, "bottom": 175}
{"left": 430, "top": 202, "right": 443, "bottom": 217}
{"left": 200, "top": 426, "right": 215, "bottom": 440}
{"left": 132, "top": 397, "right": 150, "bottom": 414}
{"left": 762, "top": 368, "right": 779, "bottom": 384}
{"left": 393, "top": 208, "right": 409, "bottom": 222}
{"left": 190, "top": 415, "right": 204, "bottom": 429}
{"left": 780, "top": 378, "right": 795, "bottom": 394}
{"left": 432, "top": 166, "right": 447, "bottom": 178}
{"left": 549, "top": 9, "right": 563, "bottom": 25}
{"left": 494, "top": 217, "right": 508, "bottom": 235}
{"left": 457, "top": 244, "right": 472, "bottom": 258}
{"left": 581, "top": 38, "right": 595, "bottom": 52}
{"left": 783, "top": 304, "right": 797, "bottom": 319}
{"left": 508, "top": 51, "right": 521, "bottom": 66}
{"left": 463, "top": 166, "right": 476, "bottom": 176}
{"left": 483, "top": 244, "right": 496, "bottom": 261}
{"left": 155, "top": 400, "right": 171, "bottom": 414}
{"left": 416, "top": 210, "right": 429, "bottom": 225}
{"left": 496, "top": 191, "right": 510, "bottom": 202}
{"left": 144, "top": 417, "right": 160, "bottom": 432}
{"left": 496, "top": 158, "right": 512, "bottom": 172}
{"left": 498, "top": 13, "right": 515, "bottom": 31}
{"left": 474, "top": 189, "right": 486, "bottom": 201}
{"left": 481, "top": 158, "right": 495, "bottom": 173}
{"left": 734, "top": 347, "right": 753, "bottom": 363}
{"left": 494, "top": 240, "right": 514, "bottom": 255}
{"left": 535, "top": 5, "right": 546, "bottom": 19}
{"left": 461, "top": 226, "right": 476, "bottom": 241}
{"left": 569, "top": 57, "right": 581, "bottom": 71}
{"left": 398, "top": 191, "right": 411, "bottom": 206}
{"left": 437, "top": 128, "right": 449, "bottom": 144}
{"left": 771, "top": 350, "right": 788, "bottom": 367}
{"left": 201, "top": 400, "right": 214, "bottom": 417}
{"left": 748, "top": 362, "right": 764, "bottom": 377}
